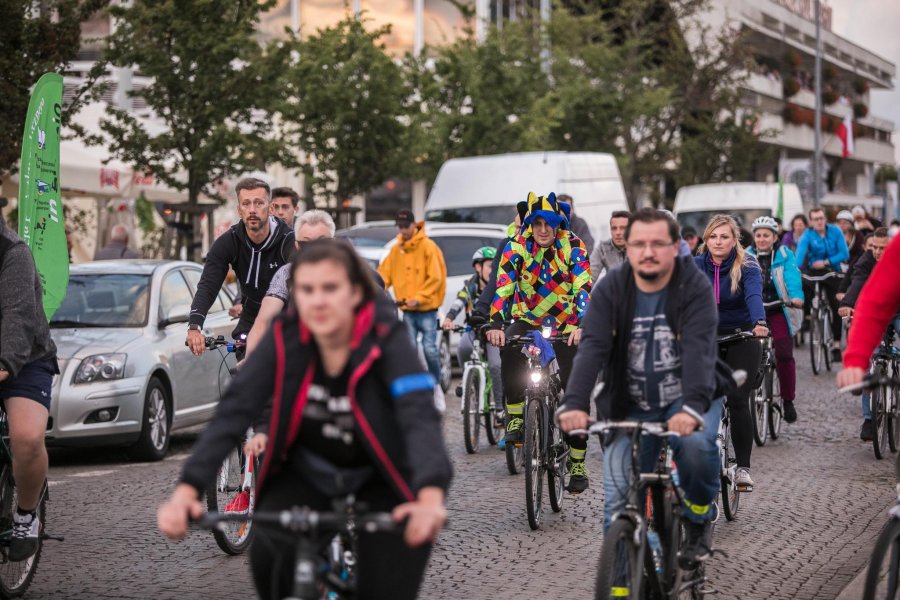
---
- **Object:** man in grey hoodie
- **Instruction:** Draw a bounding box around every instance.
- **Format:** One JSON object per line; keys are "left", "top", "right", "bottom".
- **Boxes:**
{"left": 0, "top": 219, "right": 58, "bottom": 562}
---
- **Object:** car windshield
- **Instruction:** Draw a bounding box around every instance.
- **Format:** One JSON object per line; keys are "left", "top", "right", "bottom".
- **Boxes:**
{"left": 426, "top": 206, "right": 513, "bottom": 226}
{"left": 431, "top": 235, "right": 505, "bottom": 277}
{"left": 676, "top": 209, "right": 771, "bottom": 236}
{"left": 336, "top": 226, "right": 398, "bottom": 248}
{"left": 50, "top": 274, "right": 151, "bottom": 328}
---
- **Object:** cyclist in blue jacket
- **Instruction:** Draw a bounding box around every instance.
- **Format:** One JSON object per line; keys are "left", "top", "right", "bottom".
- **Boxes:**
{"left": 747, "top": 216, "right": 804, "bottom": 423}
{"left": 795, "top": 207, "right": 849, "bottom": 362}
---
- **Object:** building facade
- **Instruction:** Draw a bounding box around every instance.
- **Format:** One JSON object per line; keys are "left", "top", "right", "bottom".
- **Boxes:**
{"left": 703, "top": 0, "right": 895, "bottom": 212}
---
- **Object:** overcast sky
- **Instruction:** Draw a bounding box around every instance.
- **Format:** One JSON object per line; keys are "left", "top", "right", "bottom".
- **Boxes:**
{"left": 828, "top": 0, "right": 900, "bottom": 162}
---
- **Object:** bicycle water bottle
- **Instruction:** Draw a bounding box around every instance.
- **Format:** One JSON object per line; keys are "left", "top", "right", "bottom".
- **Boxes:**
{"left": 647, "top": 530, "right": 663, "bottom": 575}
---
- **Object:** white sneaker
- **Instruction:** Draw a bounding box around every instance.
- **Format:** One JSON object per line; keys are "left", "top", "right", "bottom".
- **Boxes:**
{"left": 433, "top": 385, "right": 446, "bottom": 414}
{"left": 735, "top": 467, "right": 754, "bottom": 492}
{"left": 9, "top": 510, "right": 39, "bottom": 562}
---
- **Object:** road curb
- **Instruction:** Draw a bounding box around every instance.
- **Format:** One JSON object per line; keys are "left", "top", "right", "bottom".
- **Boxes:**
{"left": 836, "top": 565, "right": 867, "bottom": 600}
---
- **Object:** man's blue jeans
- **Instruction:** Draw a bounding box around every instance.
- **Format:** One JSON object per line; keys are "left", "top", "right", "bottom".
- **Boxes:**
{"left": 602, "top": 398, "right": 724, "bottom": 530}
{"left": 403, "top": 310, "right": 441, "bottom": 383}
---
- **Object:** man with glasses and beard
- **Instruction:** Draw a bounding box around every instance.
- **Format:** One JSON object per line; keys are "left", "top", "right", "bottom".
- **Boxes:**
{"left": 558, "top": 208, "right": 723, "bottom": 578}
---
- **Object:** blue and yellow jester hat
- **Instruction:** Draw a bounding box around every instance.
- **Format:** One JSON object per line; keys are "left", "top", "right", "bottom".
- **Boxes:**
{"left": 518, "top": 192, "right": 571, "bottom": 232}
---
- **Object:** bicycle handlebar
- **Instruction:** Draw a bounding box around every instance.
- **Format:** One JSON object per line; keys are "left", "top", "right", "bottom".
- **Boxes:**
{"left": 716, "top": 331, "right": 756, "bottom": 345}
{"left": 762, "top": 300, "right": 784, "bottom": 309}
{"left": 802, "top": 272, "right": 844, "bottom": 282}
{"left": 566, "top": 420, "right": 679, "bottom": 438}
{"left": 839, "top": 373, "right": 896, "bottom": 395}
{"left": 197, "top": 507, "right": 401, "bottom": 535}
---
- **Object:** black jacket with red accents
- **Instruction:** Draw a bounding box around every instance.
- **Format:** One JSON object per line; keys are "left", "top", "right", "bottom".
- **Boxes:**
{"left": 179, "top": 295, "right": 452, "bottom": 503}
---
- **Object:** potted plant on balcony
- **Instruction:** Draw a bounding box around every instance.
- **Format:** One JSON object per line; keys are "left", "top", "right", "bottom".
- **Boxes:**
{"left": 785, "top": 49, "right": 803, "bottom": 68}
{"left": 822, "top": 87, "right": 838, "bottom": 105}
{"left": 853, "top": 78, "right": 870, "bottom": 95}
{"left": 783, "top": 77, "right": 800, "bottom": 97}
{"left": 823, "top": 64, "right": 838, "bottom": 82}
{"left": 853, "top": 102, "right": 869, "bottom": 119}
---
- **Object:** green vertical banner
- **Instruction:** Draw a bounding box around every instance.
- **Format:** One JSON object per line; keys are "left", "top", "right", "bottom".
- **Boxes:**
{"left": 777, "top": 176, "right": 785, "bottom": 222}
{"left": 18, "top": 73, "right": 68, "bottom": 320}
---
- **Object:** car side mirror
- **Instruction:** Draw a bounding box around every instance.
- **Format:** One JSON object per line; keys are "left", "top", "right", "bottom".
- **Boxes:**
{"left": 159, "top": 303, "right": 191, "bottom": 329}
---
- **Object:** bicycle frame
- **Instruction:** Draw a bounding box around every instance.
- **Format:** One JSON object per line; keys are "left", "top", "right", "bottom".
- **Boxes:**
{"left": 459, "top": 334, "right": 493, "bottom": 416}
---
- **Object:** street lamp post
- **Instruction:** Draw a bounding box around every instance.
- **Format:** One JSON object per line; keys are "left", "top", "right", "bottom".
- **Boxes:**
{"left": 813, "top": 0, "right": 823, "bottom": 207}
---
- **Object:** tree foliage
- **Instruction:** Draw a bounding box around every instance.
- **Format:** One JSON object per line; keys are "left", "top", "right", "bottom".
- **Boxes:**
{"left": 93, "top": 0, "right": 292, "bottom": 206}
{"left": 280, "top": 16, "right": 408, "bottom": 202}
{"left": 402, "top": 18, "right": 557, "bottom": 182}
{"left": 405, "top": 0, "right": 773, "bottom": 207}
{"left": 0, "top": 0, "right": 108, "bottom": 176}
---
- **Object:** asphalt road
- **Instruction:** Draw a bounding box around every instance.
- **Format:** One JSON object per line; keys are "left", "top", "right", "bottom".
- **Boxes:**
{"left": 23, "top": 357, "right": 897, "bottom": 599}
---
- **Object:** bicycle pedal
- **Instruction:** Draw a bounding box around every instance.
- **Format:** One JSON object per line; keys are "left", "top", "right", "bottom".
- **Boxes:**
{"left": 41, "top": 533, "right": 64, "bottom": 542}
{"left": 513, "top": 442, "right": 524, "bottom": 447}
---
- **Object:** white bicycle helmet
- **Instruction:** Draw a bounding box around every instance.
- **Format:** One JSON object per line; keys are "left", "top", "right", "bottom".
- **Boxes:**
{"left": 751, "top": 216, "right": 778, "bottom": 233}
{"left": 836, "top": 209, "right": 854, "bottom": 223}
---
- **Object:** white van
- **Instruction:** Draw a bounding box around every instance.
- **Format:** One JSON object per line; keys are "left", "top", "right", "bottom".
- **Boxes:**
{"left": 673, "top": 182, "right": 805, "bottom": 235}
{"left": 424, "top": 152, "right": 629, "bottom": 241}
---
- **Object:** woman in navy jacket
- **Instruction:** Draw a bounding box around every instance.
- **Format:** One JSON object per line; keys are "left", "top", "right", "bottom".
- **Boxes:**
{"left": 695, "top": 215, "right": 768, "bottom": 493}
{"left": 158, "top": 240, "right": 452, "bottom": 600}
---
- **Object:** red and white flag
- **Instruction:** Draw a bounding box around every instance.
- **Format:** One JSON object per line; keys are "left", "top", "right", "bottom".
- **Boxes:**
{"left": 836, "top": 113, "right": 854, "bottom": 158}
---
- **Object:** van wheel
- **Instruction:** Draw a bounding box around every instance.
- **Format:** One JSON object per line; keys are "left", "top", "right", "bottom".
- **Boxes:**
{"left": 129, "top": 378, "right": 171, "bottom": 461}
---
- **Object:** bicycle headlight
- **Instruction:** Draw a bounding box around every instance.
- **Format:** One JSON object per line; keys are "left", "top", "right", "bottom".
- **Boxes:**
{"left": 74, "top": 354, "right": 127, "bottom": 384}
{"left": 530, "top": 371, "right": 542, "bottom": 384}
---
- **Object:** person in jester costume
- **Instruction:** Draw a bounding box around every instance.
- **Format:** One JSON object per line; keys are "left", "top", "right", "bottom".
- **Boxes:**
{"left": 485, "top": 192, "right": 593, "bottom": 493}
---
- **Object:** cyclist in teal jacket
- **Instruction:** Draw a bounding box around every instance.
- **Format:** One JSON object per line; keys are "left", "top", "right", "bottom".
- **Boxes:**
{"left": 794, "top": 207, "right": 849, "bottom": 362}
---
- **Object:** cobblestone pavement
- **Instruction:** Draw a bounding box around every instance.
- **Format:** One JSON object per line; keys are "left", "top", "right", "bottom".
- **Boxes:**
{"left": 23, "top": 358, "right": 896, "bottom": 599}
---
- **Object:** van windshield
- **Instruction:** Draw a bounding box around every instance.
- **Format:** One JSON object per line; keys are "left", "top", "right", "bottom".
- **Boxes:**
{"left": 677, "top": 209, "right": 771, "bottom": 235}
{"left": 426, "top": 206, "right": 513, "bottom": 226}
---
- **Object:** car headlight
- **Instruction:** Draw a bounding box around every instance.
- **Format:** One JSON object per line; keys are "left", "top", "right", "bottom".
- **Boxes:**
{"left": 74, "top": 354, "right": 127, "bottom": 384}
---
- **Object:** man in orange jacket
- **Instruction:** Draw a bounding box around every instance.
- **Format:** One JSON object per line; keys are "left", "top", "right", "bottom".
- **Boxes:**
{"left": 379, "top": 209, "right": 448, "bottom": 410}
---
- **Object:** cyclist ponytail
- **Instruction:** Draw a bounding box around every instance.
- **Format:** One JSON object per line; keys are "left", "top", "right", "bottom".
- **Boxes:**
{"left": 699, "top": 214, "right": 746, "bottom": 295}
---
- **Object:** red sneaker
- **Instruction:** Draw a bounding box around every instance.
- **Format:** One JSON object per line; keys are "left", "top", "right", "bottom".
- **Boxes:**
{"left": 224, "top": 490, "right": 250, "bottom": 513}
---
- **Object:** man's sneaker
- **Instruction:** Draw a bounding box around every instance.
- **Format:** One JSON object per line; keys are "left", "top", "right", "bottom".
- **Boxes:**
{"left": 566, "top": 461, "right": 589, "bottom": 494}
{"left": 832, "top": 347, "right": 843, "bottom": 362}
{"left": 9, "top": 510, "right": 39, "bottom": 562}
{"left": 783, "top": 401, "right": 797, "bottom": 423}
{"left": 433, "top": 385, "right": 446, "bottom": 414}
{"left": 735, "top": 467, "right": 754, "bottom": 492}
{"left": 861, "top": 419, "right": 875, "bottom": 441}
{"left": 503, "top": 417, "right": 524, "bottom": 445}
{"left": 224, "top": 490, "right": 250, "bottom": 514}
{"left": 679, "top": 520, "right": 712, "bottom": 570}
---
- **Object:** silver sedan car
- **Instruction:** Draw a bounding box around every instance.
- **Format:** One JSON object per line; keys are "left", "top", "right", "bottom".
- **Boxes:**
{"left": 46, "top": 260, "right": 238, "bottom": 460}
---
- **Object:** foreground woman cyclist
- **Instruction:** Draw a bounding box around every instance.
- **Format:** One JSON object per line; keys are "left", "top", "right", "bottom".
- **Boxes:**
{"left": 695, "top": 214, "right": 767, "bottom": 492}
{"left": 158, "top": 239, "right": 452, "bottom": 600}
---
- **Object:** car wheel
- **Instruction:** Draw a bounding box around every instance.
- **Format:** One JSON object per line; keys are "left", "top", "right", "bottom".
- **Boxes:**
{"left": 440, "top": 334, "right": 452, "bottom": 393}
{"left": 129, "top": 377, "right": 171, "bottom": 461}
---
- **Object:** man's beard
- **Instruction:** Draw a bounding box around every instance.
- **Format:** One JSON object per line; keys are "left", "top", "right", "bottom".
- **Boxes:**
{"left": 636, "top": 269, "right": 660, "bottom": 281}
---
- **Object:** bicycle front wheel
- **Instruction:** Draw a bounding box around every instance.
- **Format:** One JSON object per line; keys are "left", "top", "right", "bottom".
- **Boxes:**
{"left": 874, "top": 382, "right": 890, "bottom": 460}
{"left": 863, "top": 518, "right": 900, "bottom": 600}
{"left": 0, "top": 468, "right": 45, "bottom": 599}
{"left": 888, "top": 375, "right": 900, "bottom": 453}
{"left": 461, "top": 368, "right": 481, "bottom": 454}
{"left": 524, "top": 401, "right": 544, "bottom": 530}
{"left": 768, "top": 369, "right": 784, "bottom": 440}
{"left": 595, "top": 519, "right": 645, "bottom": 600}
{"left": 547, "top": 420, "right": 567, "bottom": 514}
{"left": 809, "top": 311, "right": 823, "bottom": 375}
{"left": 751, "top": 382, "right": 768, "bottom": 447}
{"left": 720, "top": 421, "right": 740, "bottom": 521}
{"left": 206, "top": 445, "right": 256, "bottom": 554}
{"left": 822, "top": 310, "right": 834, "bottom": 372}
